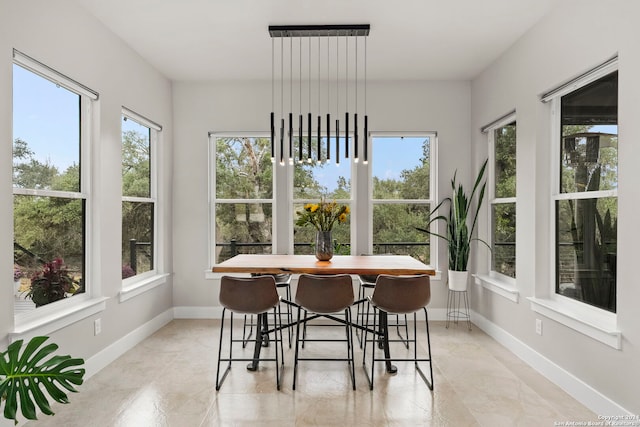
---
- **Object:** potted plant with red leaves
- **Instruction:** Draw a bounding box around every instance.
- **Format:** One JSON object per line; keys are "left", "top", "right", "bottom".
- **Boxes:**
{"left": 26, "top": 258, "right": 78, "bottom": 307}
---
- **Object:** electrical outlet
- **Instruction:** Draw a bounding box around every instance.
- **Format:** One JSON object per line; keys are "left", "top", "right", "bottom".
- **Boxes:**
{"left": 535, "top": 318, "right": 542, "bottom": 335}
{"left": 94, "top": 318, "right": 102, "bottom": 336}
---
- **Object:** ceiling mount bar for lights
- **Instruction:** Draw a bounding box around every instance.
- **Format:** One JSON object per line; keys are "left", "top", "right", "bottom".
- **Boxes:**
{"left": 269, "top": 24, "right": 370, "bottom": 166}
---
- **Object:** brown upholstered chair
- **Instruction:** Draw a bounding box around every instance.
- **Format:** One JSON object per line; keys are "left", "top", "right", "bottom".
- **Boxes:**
{"left": 362, "top": 274, "right": 434, "bottom": 390}
{"left": 293, "top": 274, "right": 356, "bottom": 390}
{"left": 216, "top": 275, "right": 284, "bottom": 391}
{"left": 242, "top": 273, "right": 293, "bottom": 348}
{"left": 356, "top": 274, "right": 409, "bottom": 349}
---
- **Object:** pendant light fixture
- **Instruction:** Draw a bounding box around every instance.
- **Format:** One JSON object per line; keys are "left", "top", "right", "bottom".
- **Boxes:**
{"left": 269, "top": 24, "right": 370, "bottom": 166}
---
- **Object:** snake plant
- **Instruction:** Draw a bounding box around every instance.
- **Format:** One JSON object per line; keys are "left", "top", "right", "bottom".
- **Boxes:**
{"left": 0, "top": 336, "right": 85, "bottom": 425}
{"left": 447, "top": 159, "right": 489, "bottom": 271}
{"left": 417, "top": 159, "right": 489, "bottom": 271}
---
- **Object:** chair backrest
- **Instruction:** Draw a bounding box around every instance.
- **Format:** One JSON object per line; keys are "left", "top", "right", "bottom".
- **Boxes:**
{"left": 251, "top": 273, "right": 291, "bottom": 284}
{"left": 295, "top": 274, "right": 354, "bottom": 314}
{"left": 219, "top": 275, "right": 279, "bottom": 314}
{"left": 371, "top": 274, "right": 431, "bottom": 314}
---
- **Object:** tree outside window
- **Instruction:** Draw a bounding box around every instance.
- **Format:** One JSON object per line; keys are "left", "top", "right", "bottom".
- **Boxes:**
{"left": 371, "top": 135, "right": 435, "bottom": 264}
{"left": 214, "top": 136, "right": 274, "bottom": 263}
{"left": 12, "top": 63, "right": 86, "bottom": 309}
{"left": 490, "top": 121, "right": 516, "bottom": 278}
{"left": 122, "top": 114, "right": 157, "bottom": 279}
{"left": 555, "top": 71, "right": 618, "bottom": 312}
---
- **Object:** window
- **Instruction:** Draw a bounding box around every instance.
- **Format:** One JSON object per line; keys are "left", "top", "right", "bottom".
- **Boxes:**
{"left": 293, "top": 137, "right": 352, "bottom": 254}
{"left": 370, "top": 134, "right": 437, "bottom": 265}
{"left": 122, "top": 109, "right": 160, "bottom": 281}
{"left": 211, "top": 135, "right": 274, "bottom": 263}
{"left": 12, "top": 51, "right": 96, "bottom": 312}
{"left": 488, "top": 120, "right": 516, "bottom": 279}
{"left": 552, "top": 70, "right": 618, "bottom": 313}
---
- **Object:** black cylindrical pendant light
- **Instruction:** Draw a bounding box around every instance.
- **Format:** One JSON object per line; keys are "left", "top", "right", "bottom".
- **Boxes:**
{"left": 267, "top": 25, "right": 370, "bottom": 166}
{"left": 326, "top": 113, "right": 331, "bottom": 162}
{"left": 280, "top": 118, "right": 285, "bottom": 165}
{"left": 298, "top": 114, "right": 303, "bottom": 163}
{"left": 354, "top": 113, "right": 358, "bottom": 162}
{"left": 364, "top": 115, "right": 368, "bottom": 164}
{"left": 307, "top": 113, "right": 312, "bottom": 162}
{"left": 270, "top": 112, "right": 275, "bottom": 160}
{"left": 289, "top": 112, "right": 293, "bottom": 164}
{"left": 336, "top": 119, "right": 340, "bottom": 165}
{"left": 345, "top": 113, "right": 349, "bottom": 158}
{"left": 317, "top": 115, "right": 321, "bottom": 163}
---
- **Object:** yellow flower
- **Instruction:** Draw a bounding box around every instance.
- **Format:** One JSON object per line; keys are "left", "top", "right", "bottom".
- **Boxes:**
{"left": 295, "top": 197, "right": 349, "bottom": 231}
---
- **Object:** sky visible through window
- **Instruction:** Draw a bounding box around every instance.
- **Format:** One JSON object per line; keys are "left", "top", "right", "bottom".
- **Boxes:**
{"left": 372, "top": 137, "right": 426, "bottom": 183}
{"left": 13, "top": 64, "right": 144, "bottom": 170}
{"left": 12, "top": 64, "right": 79, "bottom": 171}
{"left": 14, "top": 64, "right": 425, "bottom": 191}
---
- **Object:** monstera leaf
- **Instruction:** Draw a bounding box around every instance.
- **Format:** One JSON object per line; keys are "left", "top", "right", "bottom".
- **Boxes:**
{"left": 0, "top": 336, "right": 85, "bottom": 424}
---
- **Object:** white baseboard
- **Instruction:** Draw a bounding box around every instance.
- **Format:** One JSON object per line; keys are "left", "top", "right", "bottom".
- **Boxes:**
{"left": 83, "top": 309, "right": 174, "bottom": 379}
{"left": 470, "top": 310, "right": 631, "bottom": 416}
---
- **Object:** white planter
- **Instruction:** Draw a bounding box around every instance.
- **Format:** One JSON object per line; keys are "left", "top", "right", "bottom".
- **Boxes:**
{"left": 448, "top": 270, "right": 469, "bottom": 291}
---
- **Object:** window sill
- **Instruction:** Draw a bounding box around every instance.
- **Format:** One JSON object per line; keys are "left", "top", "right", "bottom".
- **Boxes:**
{"left": 527, "top": 297, "right": 621, "bottom": 350}
{"left": 119, "top": 273, "right": 170, "bottom": 302}
{"left": 474, "top": 274, "right": 519, "bottom": 303}
{"left": 12, "top": 296, "right": 109, "bottom": 342}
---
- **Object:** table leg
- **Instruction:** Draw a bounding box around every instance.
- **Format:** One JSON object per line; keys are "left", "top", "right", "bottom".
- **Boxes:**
{"left": 380, "top": 311, "right": 398, "bottom": 374}
{"left": 246, "top": 313, "right": 266, "bottom": 371}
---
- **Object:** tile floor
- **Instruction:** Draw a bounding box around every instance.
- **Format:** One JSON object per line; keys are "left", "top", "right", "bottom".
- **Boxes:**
{"left": 24, "top": 318, "right": 598, "bottom": 426}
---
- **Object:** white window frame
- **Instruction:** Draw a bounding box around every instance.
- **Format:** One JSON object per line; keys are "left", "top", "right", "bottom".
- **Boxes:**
{"left": 528, "top": 58, "right": 621, "bottom": 349}
{"left": 120, "top": 108, "right": 167, "bottom": 302}
{"left": 208, "top": 132, "right": 276, "bottom": 267}
{"left": 368, "top": 132, "right": 440, "bottom": 274}
{"left": 475, "top": 114, "right": 519, "bottom": 302}
{"left": 12, "top": 51, "right": 107, "bottom": 340}
{"left": 291, "top": 136, "right": 355, "bottom": 255}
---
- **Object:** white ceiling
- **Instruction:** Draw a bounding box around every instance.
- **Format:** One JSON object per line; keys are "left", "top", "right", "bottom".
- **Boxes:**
{"left": 73, "top": 0, "right": 555, "bottom": 82}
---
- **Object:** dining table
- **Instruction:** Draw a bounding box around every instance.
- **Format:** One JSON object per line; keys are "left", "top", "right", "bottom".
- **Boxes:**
{"left": 212, "top": 254, "right": 436, "bottom": 373}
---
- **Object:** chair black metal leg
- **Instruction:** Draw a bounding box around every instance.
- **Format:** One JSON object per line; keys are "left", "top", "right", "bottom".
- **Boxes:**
{"left": 355, "top": 283, "right": 364, "bottom": 346}
{"left": 370, "top": 306, "right": 377, "bottom": 389}
{"left": 242, "top": 314, "right": 253, "bottom": 348}
{"left": 247, "top": 313, "right": 264, "bottom": 371}
{"left": 416, "top": 307, "right": 434, "bottom": 390}
{"left": 284, "top": 285, "right": 293, "bottom": 347}
{"left": 273, "top": 306, "right": 281, "bottom": 390}
{"left": 346, "top": 308, "right": 356, "bottom": 390}
{"left": 293, "top": 306, "right": 303, "bottom": 390}
{"left": 302, "top": 311, "right": 308, "bottom": 349}
{"left": 215, "top": 308, "right": 230, "bottom": 390}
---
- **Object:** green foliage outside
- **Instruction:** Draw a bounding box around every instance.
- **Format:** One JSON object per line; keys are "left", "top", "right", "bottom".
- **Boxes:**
{"left": 214, "top": 136, "right": 438, "bottom": 262}
{"left": 557, "top": 124, "right": 618, "bottom": 311}
{"left": 13, "top": 139, "right": 84, "bottom": 296}
{"left": 12, "top": 128, "right": 153, "bottom": 305}
{"left": 493, "top": 123, "right": 516, "bottom": 277}
{"left": 121, "top": 129, "right": 153, "bottom": 276}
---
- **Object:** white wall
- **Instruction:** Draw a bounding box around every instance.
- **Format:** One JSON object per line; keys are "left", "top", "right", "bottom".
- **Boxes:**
{"left": 0, "top": 0, "right": 173, "bottom": 359}
{"left": 470, "top": 0, "right": 640, "bottom": 414}
{"left": 172, "top": 79, "right": 471, "bottom": 310}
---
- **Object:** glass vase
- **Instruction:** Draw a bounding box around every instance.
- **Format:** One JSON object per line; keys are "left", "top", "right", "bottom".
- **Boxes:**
{"left": 315, "top": 230, "right": 333, "bottom": 261}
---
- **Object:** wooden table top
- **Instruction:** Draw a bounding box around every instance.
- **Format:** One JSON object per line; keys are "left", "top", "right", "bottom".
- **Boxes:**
{"left": 212, "top": 254, "right": 436, "bottom": 276}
